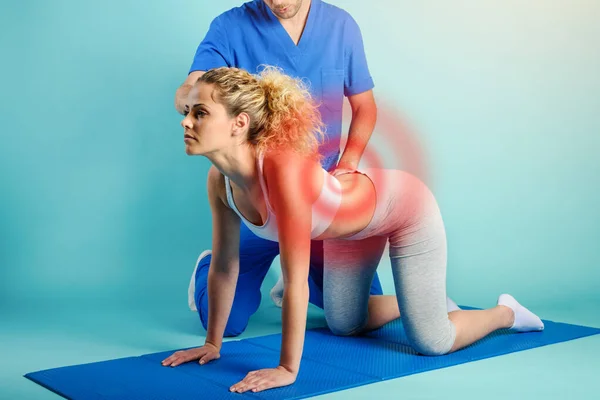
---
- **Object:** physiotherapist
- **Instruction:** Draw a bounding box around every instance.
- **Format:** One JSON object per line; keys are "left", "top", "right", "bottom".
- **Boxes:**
{"left": 175, "top": 0, "right": 392, "bottom": 337}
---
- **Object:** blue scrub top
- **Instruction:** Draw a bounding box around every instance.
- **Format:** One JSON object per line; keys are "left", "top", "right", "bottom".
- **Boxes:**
{"left": 189, "top": 0, "right": 374, "bottom": 166}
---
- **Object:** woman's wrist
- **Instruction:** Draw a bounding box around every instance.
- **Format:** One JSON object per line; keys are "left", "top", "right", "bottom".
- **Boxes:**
{"left": 278, "top": 282, "right": 309, "bottom": 378}
{"left": 277, "top": 364, "right": 299, "bottom": 376}
{"left": 204, "top": 338, "right": 222, "bottom": 350}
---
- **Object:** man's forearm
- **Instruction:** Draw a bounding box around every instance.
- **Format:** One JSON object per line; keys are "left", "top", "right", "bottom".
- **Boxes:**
{"left": 338, "top": 104, "right": 377, "bottom": 170}
{"left": 175, "top": 84, "right": 194, "bottom": 115}
{"left": 176, "top": 71, "right": 206, "bottom": 115}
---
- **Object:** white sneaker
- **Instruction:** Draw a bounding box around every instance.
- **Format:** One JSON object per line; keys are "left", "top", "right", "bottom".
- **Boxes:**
{"left": 270, "top": 272, "right": 284, "bottom": 308}
{"left": 447, "top": 296, "right": 461, "bottom": 312}
{"left": 188, "top": 250, "right": 212, "bottom": 312}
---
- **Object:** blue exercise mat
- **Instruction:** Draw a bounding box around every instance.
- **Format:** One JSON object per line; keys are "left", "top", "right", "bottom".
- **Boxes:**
{"left": 25, "top": 315, "right": 600, "bottom": 400}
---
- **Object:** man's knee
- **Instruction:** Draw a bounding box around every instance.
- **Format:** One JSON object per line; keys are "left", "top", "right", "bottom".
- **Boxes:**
{"left": 369, "top": 274, "right": 384, "bottom": 295}
{"left": 223, "top": 317, "right": 250, "bottom": 337}
{"left": 197, "top": 305, "right": 250, "bottom": 337}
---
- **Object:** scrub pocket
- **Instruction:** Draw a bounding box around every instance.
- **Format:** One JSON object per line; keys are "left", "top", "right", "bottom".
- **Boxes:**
{"left": 321, "top": 69, "right": 344, "bottom": 113}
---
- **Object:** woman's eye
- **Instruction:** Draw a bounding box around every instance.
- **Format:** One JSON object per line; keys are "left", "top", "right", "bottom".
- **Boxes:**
{"left": 196, "top": 111, "right": 206, "bottom": 118}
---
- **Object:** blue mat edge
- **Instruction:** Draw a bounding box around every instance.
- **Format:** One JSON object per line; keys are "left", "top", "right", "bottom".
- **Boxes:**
{"left": 136, "top": 341, "right": 382, "bottom": 400}
{"left": 23, "top": 355, "right": 176, "bottom": 400}
{"left": 241, "top": 340, "right": 382, "bottom": 400}
{"left": 254, "top": 320, "right": 600, "bottom": 399}
{"left": 137, "top": 342, "right": 381, "bottom": 400}
{"left": 244, "top": 324, "right": 600, "bottom": 399}
{"left": 23, "top": 316, "right": 600, "bottom": 400}
{"left": 24, "top": 373, "right": 71, "bottom": 400}
{"left": 24, "top": 346, "right": 381, "bottom": 400}
{"left": 24, "top": 355, "right": 269, "bottom": 400}
{"left": 379, "top": 326, "right": 600, "bottom": 377}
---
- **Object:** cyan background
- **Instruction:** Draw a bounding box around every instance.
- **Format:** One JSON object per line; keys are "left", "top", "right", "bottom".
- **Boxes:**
{"left": 1, "top": 0, "right": 599, "bottom": 398}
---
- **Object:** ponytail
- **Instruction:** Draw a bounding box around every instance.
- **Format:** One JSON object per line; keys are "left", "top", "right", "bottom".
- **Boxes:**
{"left": 198, "top": 65, "right": 324, "bottom": 158}
{"left": 255, "top": 66, "right": 324, "bottom": 157}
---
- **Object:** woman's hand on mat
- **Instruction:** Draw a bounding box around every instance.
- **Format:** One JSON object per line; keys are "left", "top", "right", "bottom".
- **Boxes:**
{"left": 229, "top": 365, "right": 297, "bottom": 393}
{"left": 160, "top": 342, "right": 221, "bottom": 367}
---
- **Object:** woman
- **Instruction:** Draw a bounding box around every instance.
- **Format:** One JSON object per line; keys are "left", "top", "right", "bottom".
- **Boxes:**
{"left": 161, "top": 66, "right": 544, "bottom": 393}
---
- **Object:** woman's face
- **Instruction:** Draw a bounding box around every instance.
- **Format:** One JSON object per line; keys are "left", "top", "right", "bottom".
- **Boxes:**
{"left": 180, "top": 82, "right": 239, "bottom": 156}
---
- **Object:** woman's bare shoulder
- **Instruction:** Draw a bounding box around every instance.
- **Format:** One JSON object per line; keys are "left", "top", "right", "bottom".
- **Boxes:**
{"left": 262, "top": 149, "right": 321, "bottom": 176}
{"left": 262, "top": 150, "right": 323, "bottom": 204}
{"left": 207, "top": 165, "right": 228, "bottom": 207}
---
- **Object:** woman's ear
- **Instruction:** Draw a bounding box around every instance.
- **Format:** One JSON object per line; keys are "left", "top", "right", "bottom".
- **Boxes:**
{"left": 232, "top": 112, "right": 250, "bottom": 138}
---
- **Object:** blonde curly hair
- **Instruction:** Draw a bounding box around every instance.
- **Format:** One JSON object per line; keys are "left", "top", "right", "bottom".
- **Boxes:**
{"left": 197, "top": 66, "right": 324, "bottom": 158}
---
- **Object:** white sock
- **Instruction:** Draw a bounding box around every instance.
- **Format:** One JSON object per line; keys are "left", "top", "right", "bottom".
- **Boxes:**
{"left": 270, "top": 273, "right": 285, "bottom": 308}
{"left": 446, "top": 296, "right": 460, "bottom": 312}
{"left": 497, "top": 294, "right": 544, "bottom": 332}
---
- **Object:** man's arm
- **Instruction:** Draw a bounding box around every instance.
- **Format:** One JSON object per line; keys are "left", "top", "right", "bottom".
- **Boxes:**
{"left": 335, "top": 12, "right": 377, "bottom": 173}
{"left": 175, "top": 71, "right": 205, "bottom": 115}
{"left": 176, "top": 14, "right": 230, "bottom": 114}
{"left": 336, "top": 89, "right": 377, "bottom": 172}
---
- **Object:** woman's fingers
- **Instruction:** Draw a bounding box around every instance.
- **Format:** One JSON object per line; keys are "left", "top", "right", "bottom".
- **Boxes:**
{"left": 251, "top": 380, "right": 276, "bottom": 393}
{"left": 199, "top": 351, "right": 220, "bottom": 365}
{"left": 161, "top": 356, "right": 173, "bottom": 365}
{"left": 169, "top": 354, "right": 189, "bottom": 367}
{"left": 231, "top": 370, "right": 267, "bottom": 393}
{"left": 160, "top": 346, "right": 222, "bottom": 368}
{"left": 161, "top": 351, "right": 184, "bottom": 366}
{"left": 233, "top": 377, "right": 271, "bottom": 393}
{"left": 162, "top": 349, "right": 205, "bottom": 367}
{"left": 230, "top": 375, "right": 249, "bottom": 392}
{"left": 240, "top": 374, "right": 263, "bottom": 390}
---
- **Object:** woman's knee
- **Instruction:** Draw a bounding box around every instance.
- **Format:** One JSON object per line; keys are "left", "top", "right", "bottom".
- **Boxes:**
{"left": 412, "top": 338, "right": 453, "bottom": 356}
{"left": 326, "top": 318, "right": 367, "bottom": 337}
{"left": 408, "top": 321, "right": 456, "bottom": 356}
{"left": 325, "top": 308, "right": 368, "bottom": 336}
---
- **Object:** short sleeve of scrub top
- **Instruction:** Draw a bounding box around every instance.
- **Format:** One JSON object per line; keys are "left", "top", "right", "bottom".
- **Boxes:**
{"left": 189, "top": 15, "right": 231, "bottom": 74}
{"left": 343, "top": 15, "right": 374, "bottom": 97}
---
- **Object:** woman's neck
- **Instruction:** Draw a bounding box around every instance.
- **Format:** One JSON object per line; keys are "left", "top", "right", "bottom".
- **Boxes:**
{"left": 206, "top": 145, "right": 259, "bottom": 191}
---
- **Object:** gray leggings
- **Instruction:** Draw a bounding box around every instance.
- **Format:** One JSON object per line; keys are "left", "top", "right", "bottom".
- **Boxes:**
{"left": 322, "top": 169, "right": 456, "bottom": 356}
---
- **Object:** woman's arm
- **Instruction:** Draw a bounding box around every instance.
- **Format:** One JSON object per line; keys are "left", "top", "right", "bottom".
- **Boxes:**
{"left": 161, "top": 166, "right": 240, "bottom": 368}
{"left": 205, "top": 165, "right": 241, "bottom": 348}
{"left": 228, "top": 153, "right": 321, "bottom": 393}
{"left": 264, "top": 152, "right": 320, "bottom": 375}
